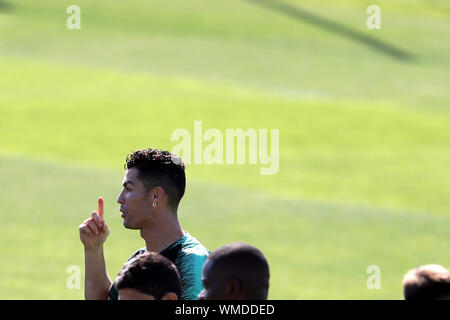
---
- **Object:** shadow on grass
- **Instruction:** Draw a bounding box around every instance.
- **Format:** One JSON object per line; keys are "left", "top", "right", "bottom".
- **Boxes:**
{"left": 243, "top": 0, "right": 414, "bottom": 62}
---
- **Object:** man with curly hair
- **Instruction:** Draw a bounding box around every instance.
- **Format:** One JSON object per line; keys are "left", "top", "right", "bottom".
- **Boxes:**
{"left": 79, "top": 148, "right": 209, "bottom": 300}
{"left": 115, "top": 251, "right": 182, "bottom": 300}
{"left": 402, "top": 264, "right": 450, "bottom": 300}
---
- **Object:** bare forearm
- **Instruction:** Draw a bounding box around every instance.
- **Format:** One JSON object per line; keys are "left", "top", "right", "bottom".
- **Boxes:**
{"left": 84, "top": 247, "right": 112, "bottom": 300}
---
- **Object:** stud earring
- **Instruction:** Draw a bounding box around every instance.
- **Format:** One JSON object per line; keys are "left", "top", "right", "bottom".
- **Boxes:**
{"left": 152, "top": 202, "right": 157, "bottom": 207}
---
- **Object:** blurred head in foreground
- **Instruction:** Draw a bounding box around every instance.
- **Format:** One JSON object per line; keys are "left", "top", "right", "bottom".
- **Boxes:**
{"left": 116, "top": 251, "right": 182, "bottom": 300}
{"left": 198, "top": 242, "right": 270, "bottom": 300}
{"left": 403, "top": 264, "right": 450, "bottom": 300}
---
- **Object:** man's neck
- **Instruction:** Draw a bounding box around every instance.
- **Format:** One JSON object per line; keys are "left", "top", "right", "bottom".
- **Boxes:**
{"left": 140, "top": 213, "right": 185, "bottom": 253}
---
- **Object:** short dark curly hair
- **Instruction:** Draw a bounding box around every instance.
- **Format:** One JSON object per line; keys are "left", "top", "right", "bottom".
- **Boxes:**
{"left": 125, "top": 148, "right": 186, "bottom": 209}
{"left": 403, "top": 265, "right": 450, "bottom": 300}
{"left": 115, "top": 251, "right": 183, "bottom": 299}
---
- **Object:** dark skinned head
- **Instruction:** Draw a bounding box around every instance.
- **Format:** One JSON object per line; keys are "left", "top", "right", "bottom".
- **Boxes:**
{"left": 198, "top": 243, "right": 270, "bottom": 300}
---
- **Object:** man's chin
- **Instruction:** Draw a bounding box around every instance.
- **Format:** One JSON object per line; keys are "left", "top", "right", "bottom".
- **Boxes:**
{"left": 123, "top": 220, "right": 139, "bottom": 230}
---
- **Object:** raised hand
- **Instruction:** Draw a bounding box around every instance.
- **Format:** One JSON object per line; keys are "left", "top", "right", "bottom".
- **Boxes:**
{"left": 79, "top": 197, "right": 110, "bottom": 251}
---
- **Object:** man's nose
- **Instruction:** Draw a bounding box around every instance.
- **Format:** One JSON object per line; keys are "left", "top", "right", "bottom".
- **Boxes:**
{"left": 117, "top": 191, "right": 124, "bottom": 204}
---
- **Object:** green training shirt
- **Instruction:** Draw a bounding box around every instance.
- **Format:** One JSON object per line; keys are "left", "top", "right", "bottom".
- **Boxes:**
{"left": 108, "top": 232, "right": 209, "bottom": 300}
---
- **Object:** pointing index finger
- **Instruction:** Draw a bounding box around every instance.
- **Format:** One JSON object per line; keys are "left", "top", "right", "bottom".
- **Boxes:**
{"left": 98, "top": 197, "right": 104, "bottom": 220}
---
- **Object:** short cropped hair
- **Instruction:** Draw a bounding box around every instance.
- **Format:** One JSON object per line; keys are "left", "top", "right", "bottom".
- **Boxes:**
{"left": 208, "top": 242, "right": 270, "bottom": 299}
{"left": 115, "top": 252, "right": 182, "bottom": 299}
{"left": 403, "top": 264, "right": 450, "bottom": 300}
{"left": 125, "top": 148, "right": 185, "bottom": 209}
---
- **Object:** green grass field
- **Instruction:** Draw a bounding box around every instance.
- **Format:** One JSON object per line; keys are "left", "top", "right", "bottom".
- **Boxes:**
{"left": 0, "top": 0, "right": 449, "bottom": 299}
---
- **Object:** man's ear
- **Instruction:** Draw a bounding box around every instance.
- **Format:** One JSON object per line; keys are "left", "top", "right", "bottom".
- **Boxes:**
{"left": 149, "top": 186, "right": 165, "bottom": 200}
{"left": 161, "top": 292, "right": 178, "bottom": 300}
{"left": 228, "top": 279, "right": 242, "bottom": 299}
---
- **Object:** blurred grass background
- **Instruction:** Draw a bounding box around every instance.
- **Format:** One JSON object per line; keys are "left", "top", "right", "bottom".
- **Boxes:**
{"left": 0, "top": 0, "right": 449, "bottom": 299}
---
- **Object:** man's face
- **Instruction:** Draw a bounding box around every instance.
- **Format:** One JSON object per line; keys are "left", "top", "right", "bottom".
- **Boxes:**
{"left": 198, "top": 259, "right": 230, "bottom": 300}
{"left": 117, "top": 168, "right": 152, "bottom": 229}
{"left": 118, "top": 288, "right": 156, "bottom": 300}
